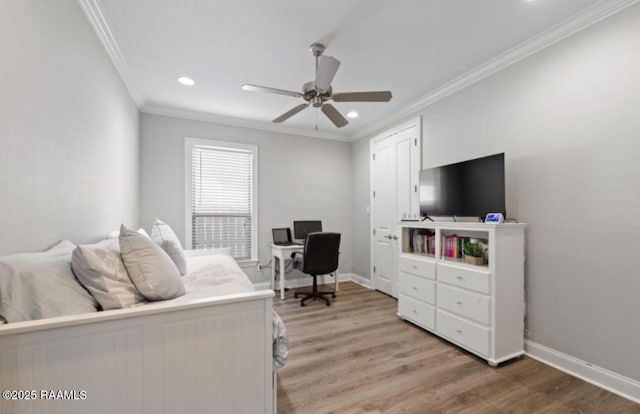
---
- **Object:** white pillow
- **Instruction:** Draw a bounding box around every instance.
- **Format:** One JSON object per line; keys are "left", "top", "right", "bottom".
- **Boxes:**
{"left": 119, "top": 225, "right": 185, "bottom": 301}
{"left": 106, "top": 228, "right": 149, "bottom": 240}
{"left": 151, "top": 218, "right": 187, "bottom": 275}
{"left": 0, "top": 240, "right": 99, "bottom": 323}
{"left": 72, "top": 239, "right": 146, "bottom": 310}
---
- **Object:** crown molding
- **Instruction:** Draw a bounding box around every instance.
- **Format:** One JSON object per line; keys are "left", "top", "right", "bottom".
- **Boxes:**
{"left": 351, "top": 0, "right": 640, "bottom": 141}
{"left": 78, "top": 0, "right": 639, "bottom": 142}
{"left": 142, "top": 105, "right": 350, "bottom": 142}
{"left": 77, "top": 0, "right": 144, "bottom": 107}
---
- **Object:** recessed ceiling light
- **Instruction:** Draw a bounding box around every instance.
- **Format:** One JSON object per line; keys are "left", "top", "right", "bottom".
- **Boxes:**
{"left": 347, "top": 111, "right": 359, "bottom": 119}
{"left": 178, "top": 76, "right": 195, "bottom": 86}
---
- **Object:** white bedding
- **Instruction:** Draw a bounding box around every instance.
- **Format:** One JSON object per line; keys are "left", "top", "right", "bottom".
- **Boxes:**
{"left": 171, "top": 254, "right": 255, "bottom": 302}
{"left": 176, "top": 253, "right": 288, "bottom": 368}
{"left": 0, "top": 250, "right": 289, "bottom": 367}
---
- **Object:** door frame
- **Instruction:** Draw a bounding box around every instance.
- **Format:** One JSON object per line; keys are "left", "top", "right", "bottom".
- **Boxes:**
{"left": 369, "top": 117, "right": 422, "bottom": 295}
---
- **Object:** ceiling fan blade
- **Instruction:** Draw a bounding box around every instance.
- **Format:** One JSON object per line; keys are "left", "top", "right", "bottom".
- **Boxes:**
{"left": 272, "top": 103, "right": 309, "bottom": 123}
{"left": 321, "top": 103, "right": 348, "bottom": 128}
{"left": 332, "top": 91, "right": 392, "bottom": 102}
{"left": 242, "top": 84, "right": 302, "bottom": 98}
{"left": 315, "top": 56, "right": 341, "bottom": 92}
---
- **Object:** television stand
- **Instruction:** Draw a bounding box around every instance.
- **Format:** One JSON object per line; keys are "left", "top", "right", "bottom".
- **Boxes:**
{"left": 397, "top": 221, "right": 526, "bottom": 366}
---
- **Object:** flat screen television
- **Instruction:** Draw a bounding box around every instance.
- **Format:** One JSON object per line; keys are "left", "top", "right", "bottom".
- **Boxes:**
{"left": 419, "top": 153, "right": 505, "bottom": 219}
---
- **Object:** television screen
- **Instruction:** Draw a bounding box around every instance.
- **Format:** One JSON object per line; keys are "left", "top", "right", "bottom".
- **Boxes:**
{"left": 419, "top": 153, "right": 505, "bottom": 218}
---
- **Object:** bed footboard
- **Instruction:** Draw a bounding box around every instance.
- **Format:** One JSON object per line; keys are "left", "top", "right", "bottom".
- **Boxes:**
{"left": 0, "top": 290, "right": 274, "bottom": 414}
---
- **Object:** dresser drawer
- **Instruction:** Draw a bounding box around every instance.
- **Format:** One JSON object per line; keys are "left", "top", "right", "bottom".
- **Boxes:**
{"left": 400, "top": 272, "right": 435, "bottom": 304}
{"left": 437, "top": 310, "right": 490, "bottom": 357}
{"left": 399, "top": 256, "right": 436, "bottom": 280}
{"left": 399, "top": 295, "right": 435, "bottom": 330}
{"left": 437, "top": 284, "right": 491, "bottom": 325}
{"left": 437, "top": 264, "right": 490, "bottom": 294}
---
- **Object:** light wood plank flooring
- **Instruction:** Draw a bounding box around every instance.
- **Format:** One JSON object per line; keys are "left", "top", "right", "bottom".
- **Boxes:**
{"left": 274, "top": 282, "right": 640, "bottom": 414}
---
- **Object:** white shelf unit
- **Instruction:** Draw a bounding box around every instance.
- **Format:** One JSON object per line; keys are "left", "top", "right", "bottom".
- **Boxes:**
{"left": 398, "top": 222, "right": 526, "bottom": 366}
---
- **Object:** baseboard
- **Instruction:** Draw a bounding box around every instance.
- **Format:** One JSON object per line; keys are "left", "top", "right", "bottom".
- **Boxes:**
{"left": 283, "top": 277, "right": 322, "bottom": 289}
{"left": 525, "top": 340, "right": 640, "bottom": 404}
{"left": 272, "top": 273, "right": 373, "bottom": 290}
{"left": 346, "top": 273, "right": 374, "bottom": 289}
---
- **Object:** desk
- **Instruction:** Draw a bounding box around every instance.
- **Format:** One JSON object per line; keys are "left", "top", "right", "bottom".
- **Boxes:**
{"left": 271, "top": 244, "right": 339, "bottom": 300}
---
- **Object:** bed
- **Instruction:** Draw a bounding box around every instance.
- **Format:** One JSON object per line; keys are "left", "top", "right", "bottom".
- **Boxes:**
{"left": 0, "top": 250, "right": 284, "bottom": 414}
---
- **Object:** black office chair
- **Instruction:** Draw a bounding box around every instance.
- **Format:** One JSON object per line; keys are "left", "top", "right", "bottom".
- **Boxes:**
{"left": 291, "top": 232, "right": 341, "bottom": 307}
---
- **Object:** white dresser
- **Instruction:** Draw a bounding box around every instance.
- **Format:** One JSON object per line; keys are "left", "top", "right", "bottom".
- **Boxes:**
{"left": 397, "top": 222, "right": 526, "bottom": 366}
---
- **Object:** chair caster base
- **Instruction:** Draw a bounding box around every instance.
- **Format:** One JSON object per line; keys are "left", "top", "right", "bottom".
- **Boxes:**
{"left": 298, "top": 292, "right": 334, "bottom": 307}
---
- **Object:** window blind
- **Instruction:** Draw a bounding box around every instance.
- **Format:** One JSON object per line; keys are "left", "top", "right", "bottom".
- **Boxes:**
{"left": 191, "top": 144, "right": 254, "bottom": 259}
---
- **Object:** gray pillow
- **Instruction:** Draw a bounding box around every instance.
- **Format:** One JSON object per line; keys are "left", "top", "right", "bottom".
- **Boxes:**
{"left": 151, "top": 218, "right": 187, "bottom": 275}
{"left": 72, "top": 239, "right": 146, "bottom": 310}
{"left": 119, "top": 225, "right": 185, "bottom": 301}
{"left": 0, "top": 240, "right": 99, "bottom": 323}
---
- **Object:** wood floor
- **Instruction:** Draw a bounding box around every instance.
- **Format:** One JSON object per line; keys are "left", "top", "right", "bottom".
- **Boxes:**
{"left": 274, "top": 282, "right": 639, "bottom": 414}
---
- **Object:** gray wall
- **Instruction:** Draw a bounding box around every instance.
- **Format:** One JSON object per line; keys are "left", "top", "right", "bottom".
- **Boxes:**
{"left": 351, "top": 5, "right": 640, "bottom": 381}
{"left": 140, "top": 113, "right": 352, "bottom": 283}
{"left": 351, "top": 136, "right": 371, "bottom": 278}
{"left": 0, "top": 0, "right": 140, "bottom": 255}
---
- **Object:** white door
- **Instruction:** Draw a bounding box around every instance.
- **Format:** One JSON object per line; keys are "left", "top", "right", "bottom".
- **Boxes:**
{"left": 370, "top": 118, "right": 421, "bottom": 298}
{"left": 371, "top": 136, "right": 396, "bottom": 296}
{"left": 395, "top": 129, "right": 421, "bottom": 220}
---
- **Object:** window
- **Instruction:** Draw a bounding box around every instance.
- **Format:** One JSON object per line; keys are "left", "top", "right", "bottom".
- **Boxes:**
{"left": 185, "top": 138, "right": 257, "bottom": 260}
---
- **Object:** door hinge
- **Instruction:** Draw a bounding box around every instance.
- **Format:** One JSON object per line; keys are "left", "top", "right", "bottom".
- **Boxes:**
{"left": 414, "top": 138, "right": 417, "bottom": 146}
{"left": 373, "top": 228, "right": 376, "bottom": 235}
{"left": 414, "top": 185, "right": 418, "bottom": 193}
{"left": 373, "top": 190, "right": 376, "bottom": 198}
{"left": 372, "top": 153, "right": 376, "bottom": 160}
{"left": 373, "top": 266, "right": 376, "bottom": 273}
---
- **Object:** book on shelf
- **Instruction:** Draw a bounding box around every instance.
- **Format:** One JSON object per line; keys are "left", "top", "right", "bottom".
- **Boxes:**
{"left": 440, "top": 235, "right": 488, "bottom": 260}
{"left": 408, "top": 228, "right": 435, "bottom": 255}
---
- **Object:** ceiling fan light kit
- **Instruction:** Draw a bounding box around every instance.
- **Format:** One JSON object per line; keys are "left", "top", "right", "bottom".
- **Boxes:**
{"left": 241, "top": 43, "right": 392, "bottom": 128}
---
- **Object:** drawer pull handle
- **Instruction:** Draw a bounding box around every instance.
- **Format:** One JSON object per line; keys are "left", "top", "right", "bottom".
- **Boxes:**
{"left": 456, "top": 329, "right": 463, "bottom": 334}
{"left": 412, "top": 310, "right": 417, "bottom": 314}
{"left": 413, "top": 265, "right": 418, "bottom": 269}
{"left": 456, "top": 301, "right": 463, "bottom": 305}
{"left": 412, "top": 286, "right": 418, "bottom": 290}
{"left": 456, "top": 276, "right": 463, "bottom": 280}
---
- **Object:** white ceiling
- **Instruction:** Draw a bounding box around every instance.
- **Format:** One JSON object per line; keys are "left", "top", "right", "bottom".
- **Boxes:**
{"left": 89, "top": 0, "right": 620, "bottom": 140}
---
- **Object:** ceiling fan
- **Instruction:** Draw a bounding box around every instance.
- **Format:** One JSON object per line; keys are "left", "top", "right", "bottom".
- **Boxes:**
{"left": 242, "top": 43, "right": 392, "bottom": 128}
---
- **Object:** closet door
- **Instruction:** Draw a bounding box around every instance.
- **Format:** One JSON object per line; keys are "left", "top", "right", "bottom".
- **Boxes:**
{"left": 395, "top": 129, "right": 420, "bottom": 221}
{"left": 370, "top": 118, "right": 421, "bottom": 298}
{"left": 371, "top": 136, "right": 396, "bottom": 296}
